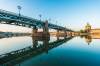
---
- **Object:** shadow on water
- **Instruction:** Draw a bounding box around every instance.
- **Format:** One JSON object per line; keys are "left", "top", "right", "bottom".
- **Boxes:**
{"left": 0, "top": 35, "right": 74, "bottom": 66}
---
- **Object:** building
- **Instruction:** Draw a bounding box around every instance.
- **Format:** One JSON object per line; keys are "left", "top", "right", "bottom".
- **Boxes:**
{"left": 85, "top": 38, "right": 91, "bottom": 45}
{"left": 85, "top": 34, "right": 100, "bottom": 45}
{"left": 85, "top": 23, "right": 100, "bottom": 33}
{"left": 85, "top": 23, "right": 91, "bottom": 30}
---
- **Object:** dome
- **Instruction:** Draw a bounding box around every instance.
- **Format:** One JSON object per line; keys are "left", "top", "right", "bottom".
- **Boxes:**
{"left": 85, "top": 23, "right": 91, "bottom": 27}
{"left": 86, "top": 41, "right": 91, "bottom": 45}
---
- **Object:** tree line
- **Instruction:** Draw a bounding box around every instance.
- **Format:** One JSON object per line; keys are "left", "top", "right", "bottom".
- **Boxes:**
{"left": 79, "top": 29, "right": 89, "bottom": 33}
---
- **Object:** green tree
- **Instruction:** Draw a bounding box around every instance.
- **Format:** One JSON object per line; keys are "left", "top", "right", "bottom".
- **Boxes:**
{"left": 84, "top": 29, "right": 87, "bottom": 33}
{"left": 0, "top": 31, "right": 4, "bottom": 33}
{"left": 84, "top": 35, "right": 88, "bottom": 38}
{"left": 80, "top": 35, "right": 83, "bottom": 38}
{"left": 80, "top": 29, "right": 83, "bottom": 33}
{"left": 86, "top": 35, "right": 90, "bottom": 39}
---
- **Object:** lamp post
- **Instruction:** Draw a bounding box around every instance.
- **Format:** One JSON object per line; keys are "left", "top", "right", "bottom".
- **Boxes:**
{"left": 17, "top": 6, "right": 21, "bottom": 18}
{"left": 49, "top": 19, "right": 51, "bottom": 23}
{"left": 49, "top": 19, "right": 51, "bottom": 30}
{"left": 56, "top": 21, "right": 57, "bottom": 25}
{"left": 39, "top": 15, "right": 41, "bottom": 22}
{"left": 60, "top": 23, "right": 61, "bottom": 26}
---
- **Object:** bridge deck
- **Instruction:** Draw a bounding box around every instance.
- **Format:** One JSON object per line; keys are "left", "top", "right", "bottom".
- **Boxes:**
{"left": 0, "top": 9, "right": 74, "bottom": 31}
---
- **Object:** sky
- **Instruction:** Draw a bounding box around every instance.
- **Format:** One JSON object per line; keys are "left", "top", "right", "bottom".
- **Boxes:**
{"left": 0, "top": 0, "right": 100, "bottom": 32}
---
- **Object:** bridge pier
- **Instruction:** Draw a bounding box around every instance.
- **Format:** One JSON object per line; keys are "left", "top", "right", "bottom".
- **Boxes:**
{"left": 32, "top": 37, "right": 50, "bottom": 54}
{"left": 72, "top": 32, "right": 75, "bottom": 36}
{"left": 57, "top": 36, "right": 59, "bottom": 40}
{"left": 33, "top": 39, "right": 38, "bottom": 49}
{"left": 57, "top": 28, "right": 67, "bottom": 36}
{"left": 67, "top": 31, "right": 72, "bottom": 37}
{"left": 43, "top": 39, "right": 49, "bottom": 54}
{"left": 32, "top": 20, "right": 50, "bottom": 37}
{"left": 57, "top": 35, "right": 67, "bottom": 43}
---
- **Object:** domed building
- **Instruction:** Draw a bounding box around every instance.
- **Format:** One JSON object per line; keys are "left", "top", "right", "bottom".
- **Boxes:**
{"left": 85, "top": 23, "right": 91, "bottom": 30}
{"left": 85, "top": 38, "right": 91, "bottom": 45}
{"left": 84, "top": 23, "right": 100, "bottom": 39}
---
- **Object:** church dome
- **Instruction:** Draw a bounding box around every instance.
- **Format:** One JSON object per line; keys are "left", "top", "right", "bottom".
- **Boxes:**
{"left": 86, "top": 41, "right": 91, "bottom": 45}
{"left": 85, "top": 23, "right": 91, "bottom": 27}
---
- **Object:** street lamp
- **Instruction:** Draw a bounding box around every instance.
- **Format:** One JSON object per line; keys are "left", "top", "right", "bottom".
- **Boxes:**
{"left": 39, "top": 15, "right": 41, "bottom": 22}
{"left": 49, "top": 19, "right": 51, "bottom": 30}
{"left": 49, "top": 19, "right": 51, "bottom": 23}
{"left": 60, "top": 23, "right": 61, "bottom": 26}
{"left": 17, "top": 6, "right": 21, "bottom": 18}
{"left": 56, "top": 21, "right": 57, "bottom": 25}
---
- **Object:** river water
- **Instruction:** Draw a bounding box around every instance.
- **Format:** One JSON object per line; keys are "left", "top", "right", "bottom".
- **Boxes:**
{"left": 0, "top": 36, "right": 100, "bottom": 66}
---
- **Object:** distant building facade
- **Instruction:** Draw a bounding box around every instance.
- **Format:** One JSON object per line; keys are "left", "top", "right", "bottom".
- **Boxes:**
{"left": 85, "top": 23, "right": 100, "bottom": 33}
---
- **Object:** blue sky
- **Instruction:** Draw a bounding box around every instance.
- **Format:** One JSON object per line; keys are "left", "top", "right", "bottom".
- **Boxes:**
{"left": 0, "top": 0, "right": 100, "bottom": 32}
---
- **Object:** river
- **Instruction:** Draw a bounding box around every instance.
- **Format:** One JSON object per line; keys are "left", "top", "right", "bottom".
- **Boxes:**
{"left": 0, "top": 35, "right": 100, "bottom": 66}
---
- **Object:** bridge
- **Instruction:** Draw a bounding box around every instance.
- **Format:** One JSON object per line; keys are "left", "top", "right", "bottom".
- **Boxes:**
{"left": 0, "top": 36, "right": 74, "bottom": 66}
{"left": 0, "top": 9, "right": 74, "bottom": 37}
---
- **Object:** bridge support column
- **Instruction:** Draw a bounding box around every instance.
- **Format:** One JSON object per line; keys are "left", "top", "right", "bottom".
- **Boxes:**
{"left": 32, "top": 37, "right": 50, "bottom": 54}
{"left": 33, "top": 40, "right": 38, "bottom": 49}
{"left": 72, "top": 32, "right": 75, "bottom": 36}
{"left": 57, "top": 36, "right": 59, "bottom": 40}
{"left": 43, "top": 40, "right": 49, "bottom": 54}
{"left": 57, "top": 27, "right": 67, "bottom": 36}
{"left": 67, "top": 31, "right": 72, "bottom": 37}
{"left": 32, "top": 20, "right": 50, "bottom": 37}
{"left": 32, "top": 26, "right": 38, "bottom": 34}
{"left": 57, "top": 29, "right": 59, "bottom": 34}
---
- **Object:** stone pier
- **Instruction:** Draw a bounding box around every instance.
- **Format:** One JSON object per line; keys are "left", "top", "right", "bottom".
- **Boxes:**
{"left": 57, "top": 27, "right": 67, "bottom": 36}
{"left": 67, "top": 31, "right": 72, "bottom": 37}
{"left": 32, "top": 20, "right": 50, "bottom": 37}
{"left": 32, "top": 37, "right": 50, "bottom": 54}
{"left": 57, "top": 35, "right": 67, "bottom": 43}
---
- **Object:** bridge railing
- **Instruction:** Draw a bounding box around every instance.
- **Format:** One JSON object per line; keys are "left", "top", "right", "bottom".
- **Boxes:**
{"left": 48, "top": 23, "right": 63, "bottom": 28}
{"left": 0, "top": 9, "right": 45, "bottom": 23}
{"left": 0, "top": 9, "right": 74, "bottom": 31}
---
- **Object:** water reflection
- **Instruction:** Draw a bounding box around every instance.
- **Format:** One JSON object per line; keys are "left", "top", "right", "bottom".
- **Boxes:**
{"left": 0, "top": 35, "right": 74, "bottom": 66}
{"left": 0, "top": 33, "right": 31, "bottom": 39}
{"left": 79, "top": 34, "right": 100, "bottom": 46}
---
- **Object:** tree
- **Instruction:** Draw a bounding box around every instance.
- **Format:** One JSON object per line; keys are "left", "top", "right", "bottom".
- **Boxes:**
{"left": 80, "top": 35, "right": 83, "bottom": 38}
{"left": 84, "top": 35, "right": 87, "bottom": 38}
{"left": 80, "top": 29, "right": 83, "bottom": 33}
{"left": 0, "top": 31, "right": 4, "bottom": 33}
{"left": 84, "top": 29, "right": 87, "bottom": 33}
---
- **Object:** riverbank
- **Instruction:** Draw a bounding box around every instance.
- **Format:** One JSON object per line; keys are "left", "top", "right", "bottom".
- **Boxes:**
{"left": 80, "top": 33, "right": 100, "bottom": 35}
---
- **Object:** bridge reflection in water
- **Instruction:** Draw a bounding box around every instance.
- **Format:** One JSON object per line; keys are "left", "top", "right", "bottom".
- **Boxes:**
{"left": 0, "top": 35, "right": 74, "bottom": 66}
